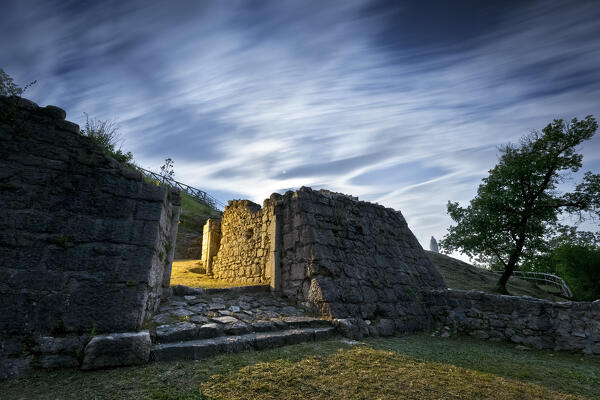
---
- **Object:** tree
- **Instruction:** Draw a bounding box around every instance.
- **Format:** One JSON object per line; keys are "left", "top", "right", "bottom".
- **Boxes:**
{"left": 522, "top": 227, "right": 600, "bottom": 300}
{"left": 440, "top": 116, "right": 600, "bottom": 294}
{"left": 80, "top": 113, "right": 133, "bottom": 165}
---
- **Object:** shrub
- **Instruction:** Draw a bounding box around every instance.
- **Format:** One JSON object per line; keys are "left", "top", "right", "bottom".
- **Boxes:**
{"left": 80, "top": 112, "right": 133, "bottom": 165}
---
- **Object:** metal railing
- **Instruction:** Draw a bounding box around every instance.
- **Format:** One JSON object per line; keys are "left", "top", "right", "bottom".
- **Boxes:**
{"left": 137, "top": 167, "right": 226, "bottom": 210}
{"left": 494, "top": 270, "right": 573, "bottom": 298}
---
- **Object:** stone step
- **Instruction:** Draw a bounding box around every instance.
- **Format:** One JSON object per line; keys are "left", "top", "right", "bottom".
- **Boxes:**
{"left": 151, "top": 327, "right": 336, "bottom": 362}
{"left": 155, "top": 316, "right": 332, "bottom": 343}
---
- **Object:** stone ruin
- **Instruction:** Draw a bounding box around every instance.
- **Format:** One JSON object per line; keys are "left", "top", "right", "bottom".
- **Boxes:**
{"left": 201, "top": 189, "right": 447, "bottom": 334}
{"left": 0, "top": 96, "right": 180, "bottom": 378}
{"left": 1, "top": 95, "right": 598, "bottom": 380}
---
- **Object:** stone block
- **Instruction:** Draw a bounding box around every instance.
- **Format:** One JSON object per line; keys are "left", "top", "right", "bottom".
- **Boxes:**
{"left": 40, "top": 354, "right": 80, "bottom": 369}
{"left": 0, "top": 356, "right": 32, "bottom": 381}
{"left": 81, "top": 331, "right": 151, "bottom": 370}
{"left": 376, "top": 319, "right": 395, "bottom": 337}
{"left": 156, "top": 322, "right": 200, "bottom": 342}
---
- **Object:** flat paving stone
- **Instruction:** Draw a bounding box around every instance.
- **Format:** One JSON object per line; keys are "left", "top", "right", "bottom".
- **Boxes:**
{"left": 224, "top": 322, "right": 251, "bottom": 335}
{"left": 170, "top": 308, "right": 194, "bottom": 318}
{"left": 235, "top": 313, "right": 253, "bottom": 323}
{"left": 251, "top": 320, "right": 276, "bottom": 332}
{"left": 152, "top": 312, "right": 172, "bottom": 324}
{"left": 211, "top": 316, "right": 239, "bottom": 324}
{"left": 156, "top": 322, "right": 199, "bottom": 342}
{"left": 189, "top": 315, "right": 209, "bottom": 325}
{"left": 188, "top": 304, "right": 206, "bottom": 314}
{"left": 208, "top": 303, "right": 226, "bottom": 311}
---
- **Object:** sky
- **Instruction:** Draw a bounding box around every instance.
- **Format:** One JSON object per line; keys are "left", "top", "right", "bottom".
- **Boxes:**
{"left": 2, "top": 0, "right": 600, "bottom": 254}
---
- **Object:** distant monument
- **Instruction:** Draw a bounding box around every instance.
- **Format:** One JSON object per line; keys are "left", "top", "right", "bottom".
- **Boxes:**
{"left": 429, "top": 236, "right": 439, "bottom": 253}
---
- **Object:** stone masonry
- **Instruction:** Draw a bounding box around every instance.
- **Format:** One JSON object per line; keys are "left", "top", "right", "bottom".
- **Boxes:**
{"left": 428, "top": 289, "right": 600, "bottom": 356}
{"left": 0, "top": 96, "right": 180, "bottom": 378}
{"left": 209, "top": 200, "right": 274, "bottom": 284}
{"left": 202, "top": 187, "right": 446, "bottom": 333}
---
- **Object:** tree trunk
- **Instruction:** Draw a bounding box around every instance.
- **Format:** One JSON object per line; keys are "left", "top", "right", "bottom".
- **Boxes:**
{"left": 496, "top": 233, "right": 526, "bottom": 294}
{"left": 496, "top": 262, "right": 515, "bottom": 294}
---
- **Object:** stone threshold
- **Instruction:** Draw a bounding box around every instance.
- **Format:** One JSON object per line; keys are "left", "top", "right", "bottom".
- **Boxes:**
{"left": 151, "top": 327, "right": 336, "bottom": 361}
{"left": 170, "top": 284, "right": 271, "bottom": 296}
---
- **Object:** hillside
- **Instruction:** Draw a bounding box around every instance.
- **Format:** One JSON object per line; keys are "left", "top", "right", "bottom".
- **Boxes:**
{"left": 174, "top": 192, "right": 221, "bottom": 259}
{"left": 426, "top": 251, "right": 564, "bottom": 301}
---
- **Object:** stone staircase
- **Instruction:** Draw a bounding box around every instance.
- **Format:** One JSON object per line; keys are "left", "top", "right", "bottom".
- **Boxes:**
{"left": 149, "top": 287, "right": 336, "bottom": 361}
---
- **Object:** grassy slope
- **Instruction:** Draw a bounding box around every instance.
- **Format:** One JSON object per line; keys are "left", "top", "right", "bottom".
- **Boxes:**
{"left": 174, "top": 192, "right": 221, "bottom": 259}
{"left": 2, "top": 335, "right": 597, "bottom": 399}
{"left": 427, "top": 250, "right": 564, "bottom": 301}
{"left": 178, "top": 192, "right": 219, "bottom": 234}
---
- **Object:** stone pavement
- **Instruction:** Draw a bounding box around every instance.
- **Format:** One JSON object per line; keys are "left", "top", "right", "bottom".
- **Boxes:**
{"left": 150, "top": 285, "right": 336, "bottom": 361}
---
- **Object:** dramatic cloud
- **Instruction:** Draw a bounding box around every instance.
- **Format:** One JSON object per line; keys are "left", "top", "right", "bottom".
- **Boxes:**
{"left": 2, "top": 0, "right": 599, "bottom": 253}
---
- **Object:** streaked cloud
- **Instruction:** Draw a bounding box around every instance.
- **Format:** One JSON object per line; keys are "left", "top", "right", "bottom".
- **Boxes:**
{"left": 1, "top": 0, "right": 599, "bottom": 254}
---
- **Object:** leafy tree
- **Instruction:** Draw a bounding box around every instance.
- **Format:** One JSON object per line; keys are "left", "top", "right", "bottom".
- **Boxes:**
{"left": 0, "top": 68, "right": 36, "bottom": 96}
{"left": 80, "top": 113, "right": 133, "bottom": 165}
{"left": 521, "top": 227, "right": 600, "bottom": 301}
{"left": 441, "top": 116, "right": 600, "bottom": 294}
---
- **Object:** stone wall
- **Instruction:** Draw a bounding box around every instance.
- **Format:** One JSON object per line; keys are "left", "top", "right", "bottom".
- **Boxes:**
{"left": 428, "top": 289, "right": 600, "bottom": 355}
{"left": 0, "top": 96, "right": 180, "bottom": 377}
{"left": 202, "top": 218, "right": 221, "bottom": 274}
{"left": 209, "top": 200, "right": 273, "bottom": 284}
{"left": 275, "top": 188, "right": 446, "bottom": 331}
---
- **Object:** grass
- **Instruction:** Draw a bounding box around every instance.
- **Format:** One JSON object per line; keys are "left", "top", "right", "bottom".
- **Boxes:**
{"left": 427, "top": 251, "right": 564, "bottom": 301}
{"left": 170, "top": 260, "right": 258, "bottom": 289}
{"left": 2, "top": 335, "right": 598, "bottom": 400}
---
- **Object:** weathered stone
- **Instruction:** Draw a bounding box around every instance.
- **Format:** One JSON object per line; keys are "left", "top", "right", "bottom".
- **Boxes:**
{"left": 170, "top": 308, "right": 194, "bottom": 318}
{"left": 0, "top": 356, "right": 32, "bottom": 381}
{"left": 224, "top": 322, "right": 251, "bottom": 335}
{"left": 0, "top": 95, "right": 180, "bottom": 341}
{"left": 156, "top": 322, "right": 200, "bottom": 342}
{"left": 376, "top": 319, "right": 395, "bottom": 337}
{"left": 333, "top": 318, "right": 363, "bottom": 340}
{"left": 431, "top": 289, "right": 600, "bottom": 355}
{"left": 251, "top": 320, "right": 276, "bottom": 332}
{"left": 198, "top": 323, "right": 221, "bottom": 338}
{"left": 43, "top": 105, "right": 67, "bottom": 119}
{"left": 211, "top": 316, "right": 239, "bottom": 324}
{"left": 188, "top": 304, "right": 206, "bottom": 314}
{"left": 208, "top": 303, "right": 226, "bottom": 311}
{"left": 189, "top": 315, "right": 209, "bottom": 325}
{"left": 40, "top": 354, "right": 80, "bottom": 369}
{"left": 37, "top": 335, "right": 86, "bottom": 354}
{"left": 152, "top": 312, "right": 173, "bottom": 324}
{"left": 172, "top": 285, "right": 204, "bottom": 296}
{"left": 81, "top": 331, "right": 151, "bottom": 370}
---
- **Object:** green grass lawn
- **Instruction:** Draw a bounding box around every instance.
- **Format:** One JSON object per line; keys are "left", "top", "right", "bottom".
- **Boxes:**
{"left": 2, "top": 334, "right": 597, "bottom": 400}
